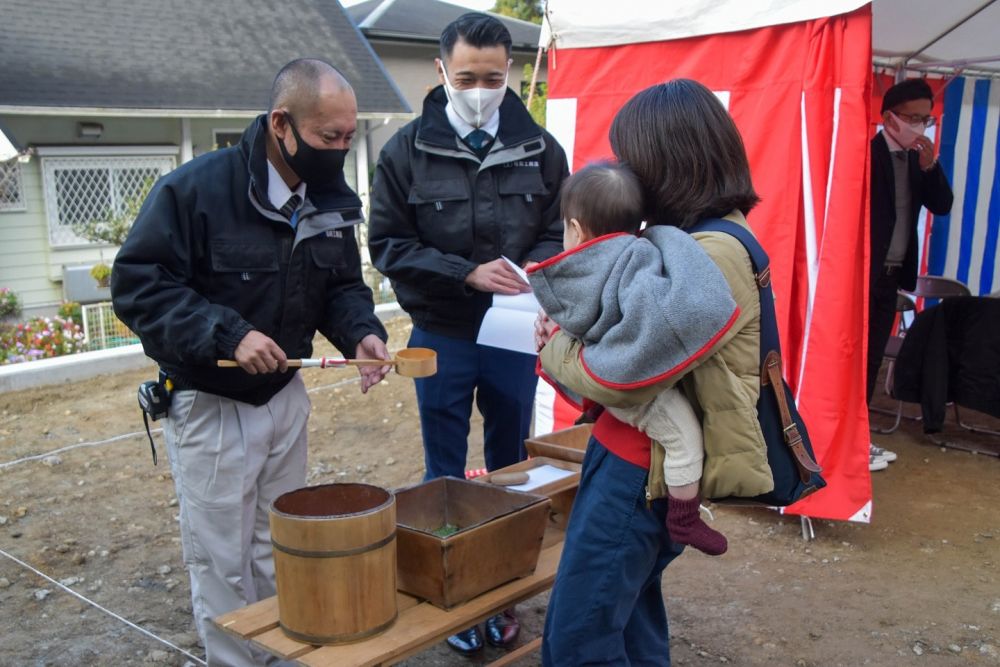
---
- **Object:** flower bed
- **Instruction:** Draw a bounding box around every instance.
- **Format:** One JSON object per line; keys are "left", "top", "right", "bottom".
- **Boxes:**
{"left": 0, "top": 316, "right": 87, "bottom": 365}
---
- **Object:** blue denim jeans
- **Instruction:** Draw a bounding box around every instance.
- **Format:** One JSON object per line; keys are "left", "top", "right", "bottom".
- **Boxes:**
{"left": 543, "top": 438, "right": 684, "bottom": 666}
{"left": 409, "top": 326, "right": 536, "bottom": 479}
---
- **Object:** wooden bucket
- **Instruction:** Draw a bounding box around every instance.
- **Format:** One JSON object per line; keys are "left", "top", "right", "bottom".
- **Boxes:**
{"left": 269, "top": 483, "right": 397, "bottom": 644}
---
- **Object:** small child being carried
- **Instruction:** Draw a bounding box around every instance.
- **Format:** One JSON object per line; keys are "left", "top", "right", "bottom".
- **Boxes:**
{"left": 528, "top": 162, "right": 738, "bottom": 556}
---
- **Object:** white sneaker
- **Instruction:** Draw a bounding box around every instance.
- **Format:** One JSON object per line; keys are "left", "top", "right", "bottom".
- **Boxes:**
{"left": 869, "top": 455, "right": 889, "bottom": 472}
{"left": 870, "top": 443, "right": 898, "bottom": 463}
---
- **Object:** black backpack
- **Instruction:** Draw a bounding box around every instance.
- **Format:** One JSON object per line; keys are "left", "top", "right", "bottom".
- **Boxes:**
{"left": 688, "top": 219, "right": 826, "bottom": 506}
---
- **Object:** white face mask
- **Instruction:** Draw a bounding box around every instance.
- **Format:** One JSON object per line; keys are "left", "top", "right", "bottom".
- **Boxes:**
{"left": 441, "top": 64, "right": 509, "bottom": 128}
{"left": 887, "top": 111, "right": 927, "bottom": 149}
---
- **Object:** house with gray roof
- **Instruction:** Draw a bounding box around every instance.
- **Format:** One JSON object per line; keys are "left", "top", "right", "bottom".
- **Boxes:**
{"left": 347, "top": 0, "right": 546, "bottom": 163}
{"left": 0, "top": 0, "right": 409, "bottom": 314}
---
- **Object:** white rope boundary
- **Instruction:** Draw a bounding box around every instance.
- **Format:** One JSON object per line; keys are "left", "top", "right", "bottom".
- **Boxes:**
{"left": 0, "top": 363, "right": 381, "bottom": 660}
{"left": 0, "top": 374, "right": 365, "bottom": 470}
{"left": 0, "top": 547, "right": 207, "bottom": 665}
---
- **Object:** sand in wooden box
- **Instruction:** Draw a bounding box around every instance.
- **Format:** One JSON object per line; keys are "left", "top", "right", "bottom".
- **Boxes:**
{"left": 269, "top": 483, "right": 397, "bottom": 645}
{"left": 394, "top": 477, "right": 550, "bottom": 609}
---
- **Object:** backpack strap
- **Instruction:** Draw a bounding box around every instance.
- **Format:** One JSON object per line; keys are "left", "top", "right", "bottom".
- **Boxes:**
{"left": 687, "top": 219, "right": 779, "bottom": 356}
{"left": 687, "top": 219, "right": 821, "bottom": 479}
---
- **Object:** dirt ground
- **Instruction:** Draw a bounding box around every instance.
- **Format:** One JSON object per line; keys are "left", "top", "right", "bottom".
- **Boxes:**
{"left": 1, "top": 315, "right": 998, "bottom": 667}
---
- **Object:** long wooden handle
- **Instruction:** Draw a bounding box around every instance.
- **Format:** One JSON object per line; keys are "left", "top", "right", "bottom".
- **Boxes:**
{"left": 215, "top": 348, "right": 436, "bottom": 378}
{"left": 216, "top": 358, "right": 393, "bottom": 368}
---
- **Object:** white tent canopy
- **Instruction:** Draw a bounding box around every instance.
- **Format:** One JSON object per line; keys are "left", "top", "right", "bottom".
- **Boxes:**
{"left": 872, "top": 0, "right": 1000, "bottom": 77}
{"left": 541, "top": 1, "right": 864, "bottom": 49}
{"left": 542, "top": 0, "right": 1000, "bottom": 78}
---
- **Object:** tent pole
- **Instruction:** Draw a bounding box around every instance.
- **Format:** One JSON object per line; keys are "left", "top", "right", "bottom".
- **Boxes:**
{"left": 910, "top": 54, "right": 1000, "bottom": 69}
{"left": 902, "top": 0, "right": 998, "bottom": 67}
{"left": 800, "top": 515, "right": 815, "bottom": 541}
{"left": 526, "top": 45, "right": 544, "bottom": 110}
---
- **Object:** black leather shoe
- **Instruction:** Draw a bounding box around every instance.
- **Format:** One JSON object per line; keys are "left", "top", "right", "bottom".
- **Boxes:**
{"left": 446, "top": 625, "right": 484, "bottom": 655}
{"left": 485, "top": 609, "right": 521, "bottom": 648}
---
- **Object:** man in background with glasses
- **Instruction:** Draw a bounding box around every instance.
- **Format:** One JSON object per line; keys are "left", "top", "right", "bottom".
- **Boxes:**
{"left": 867, "top": 78, "right": 954, "bottom": 470}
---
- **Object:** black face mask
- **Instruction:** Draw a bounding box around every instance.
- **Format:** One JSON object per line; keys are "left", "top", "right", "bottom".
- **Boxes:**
{"left": 278, "top": 113, "right": 349, "bottom": 194}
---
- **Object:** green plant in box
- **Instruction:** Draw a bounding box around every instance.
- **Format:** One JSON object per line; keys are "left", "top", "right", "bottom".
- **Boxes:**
{"left": 431, "top": 523, "right": 459, "bottom": 538}
{"left": 90, "top": 263, "right": 112, "bottom": 288}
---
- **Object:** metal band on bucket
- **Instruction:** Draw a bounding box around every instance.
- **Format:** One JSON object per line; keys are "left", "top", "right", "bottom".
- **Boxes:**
{"left": 270, "top": 530, "right": 396, "bottom": 559}
{"left": 278, "top": 611, "right": 398, "bottom": 645}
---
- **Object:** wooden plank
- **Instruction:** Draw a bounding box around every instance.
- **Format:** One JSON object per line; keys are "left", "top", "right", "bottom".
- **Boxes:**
{"left": 216, "top": 597, "right": 280, "bottom": 639}
{"left": 486, "top": 636, "right": 543, "bottom": 667}
{"left": 297, "top": 543, "right": 562, "bottom": 667}
{"left": 251, "top": 626, "right": 319, "bottom": 661}
{"left": 216, "top": 592, "right": 423, "bottom": 630}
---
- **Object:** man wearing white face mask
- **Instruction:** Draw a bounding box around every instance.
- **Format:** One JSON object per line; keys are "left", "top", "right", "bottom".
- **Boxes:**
{"left": 368, "top": 12, "right": 569, "bottom": 657}
{"left": 868, "top": 78, "right": 953, "bottom": 470}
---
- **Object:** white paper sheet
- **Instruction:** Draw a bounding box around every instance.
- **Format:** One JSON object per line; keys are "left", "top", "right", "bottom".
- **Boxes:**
{"left": 508, "top": 464, "right": 576, "bottom": 492}
{"left": 475, "top": 256, "right": 539, "bottom": 355}
{"left": 501, "top": 255, "right": 530, "bottom": 284}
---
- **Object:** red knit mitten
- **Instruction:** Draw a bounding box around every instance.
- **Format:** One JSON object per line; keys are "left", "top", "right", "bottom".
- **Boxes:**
{"left": 666, "top": 495, "right": 728, "bottom": 556}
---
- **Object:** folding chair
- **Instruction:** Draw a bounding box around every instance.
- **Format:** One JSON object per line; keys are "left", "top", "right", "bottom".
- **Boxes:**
{"left": 870, "top": 293, "right": 916, "bottom": 434}
{"left": 902, "top": 275, "right": 971, "bottom": 304}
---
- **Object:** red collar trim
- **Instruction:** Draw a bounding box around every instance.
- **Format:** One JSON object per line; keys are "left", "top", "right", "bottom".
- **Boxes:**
{"left": 526, "top": 232, "right": 634, "bottom": 274}
{"left": 579, "top": 306, "right": 741, "bottom": 389}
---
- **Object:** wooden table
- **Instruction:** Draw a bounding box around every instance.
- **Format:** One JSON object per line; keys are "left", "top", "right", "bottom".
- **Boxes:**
{"left": 214, "top": 527, "right": 564, "bottom": 666}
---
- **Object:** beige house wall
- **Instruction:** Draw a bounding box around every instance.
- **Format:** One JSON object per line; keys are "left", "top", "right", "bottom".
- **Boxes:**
{"left": 0, "top": 160, "right": 51, "bottom": 309}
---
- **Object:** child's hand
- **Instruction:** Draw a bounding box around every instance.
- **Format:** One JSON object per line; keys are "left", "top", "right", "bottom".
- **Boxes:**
{"left": 535, "top": 310, "right": 558, "bottom": 352}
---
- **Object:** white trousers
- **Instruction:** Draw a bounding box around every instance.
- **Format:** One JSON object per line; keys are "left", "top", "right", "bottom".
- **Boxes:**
{"left": 164, "top": 374, "right": 309, "bottom": 667}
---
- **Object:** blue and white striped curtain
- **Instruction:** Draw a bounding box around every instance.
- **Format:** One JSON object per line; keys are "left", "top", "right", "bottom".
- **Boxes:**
{"left": 927, "top": 76, "right": 1000, "bottom": 296}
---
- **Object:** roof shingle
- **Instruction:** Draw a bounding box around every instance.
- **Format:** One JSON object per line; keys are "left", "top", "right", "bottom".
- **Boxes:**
{"left": 348, "top": 0, "right": 541, "bottom": 51}
{"left": 0, "top": 0, "right": 410, "bottom": 114}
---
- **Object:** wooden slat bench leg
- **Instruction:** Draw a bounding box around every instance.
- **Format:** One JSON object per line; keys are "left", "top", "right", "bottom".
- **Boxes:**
{"left": 486, "top": 637, "right": 543, "bottom": 667}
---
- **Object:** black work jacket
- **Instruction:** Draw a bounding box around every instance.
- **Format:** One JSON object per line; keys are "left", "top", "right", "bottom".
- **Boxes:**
{"left": 368, "top": 86, "right": 569, "bottom": 339}
{"left": 870, "top": 132, "right": 953, "bottom": 291}
{"left": 111, "top": 115, "right": 386, "bottom": 405}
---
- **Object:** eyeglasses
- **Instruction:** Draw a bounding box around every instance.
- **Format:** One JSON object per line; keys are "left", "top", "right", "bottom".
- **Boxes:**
{"left": 895, "top": 112, "right": 936, "bottom": 127}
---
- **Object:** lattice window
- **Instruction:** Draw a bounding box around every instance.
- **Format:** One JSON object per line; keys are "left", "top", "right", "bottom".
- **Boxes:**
{"left": 41, "top": 154, "right": 174, "bottom": 246}
{"left": 0, "top": 160, "right": 25, "bottom": 211}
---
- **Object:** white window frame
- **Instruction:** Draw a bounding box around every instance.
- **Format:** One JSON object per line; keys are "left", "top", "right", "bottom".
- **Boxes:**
{"left": 0, "top": 159, "right": 26, "bottom": 212}
{"left": 40, "top": 148, "right": 175, "bottom": 247}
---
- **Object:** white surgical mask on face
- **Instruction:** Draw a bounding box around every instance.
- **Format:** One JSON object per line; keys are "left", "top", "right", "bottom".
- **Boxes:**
{"left": 441, "top": 64, "right": 509, "bottom": 128}
{"left": 887, "top": 111, "right": 927, "bottom": 150}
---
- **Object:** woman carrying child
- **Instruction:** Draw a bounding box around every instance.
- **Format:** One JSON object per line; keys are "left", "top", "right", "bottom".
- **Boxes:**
{"left": 535, "top": 79, "right": 773, "bottom": 666}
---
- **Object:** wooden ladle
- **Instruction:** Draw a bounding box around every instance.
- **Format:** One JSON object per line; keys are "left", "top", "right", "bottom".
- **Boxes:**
{"left": 216, "top": 347, "right": 437, "bottom": 378}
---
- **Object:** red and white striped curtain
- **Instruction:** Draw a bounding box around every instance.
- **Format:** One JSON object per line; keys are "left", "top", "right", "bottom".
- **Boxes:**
{"left": 539, "top": 6, "right": 874, "bottom": 521}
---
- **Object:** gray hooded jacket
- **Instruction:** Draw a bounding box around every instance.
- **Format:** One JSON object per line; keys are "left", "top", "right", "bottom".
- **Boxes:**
{"left": 528, "top": 226, "right": 738, "bottom": 388}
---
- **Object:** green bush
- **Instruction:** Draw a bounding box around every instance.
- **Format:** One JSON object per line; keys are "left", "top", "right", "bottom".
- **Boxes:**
{"left": 58, "top": 301, "right": 82, "bottom": 322}
{"left": 0, "top": 287, "right": 22, "bottom": 319}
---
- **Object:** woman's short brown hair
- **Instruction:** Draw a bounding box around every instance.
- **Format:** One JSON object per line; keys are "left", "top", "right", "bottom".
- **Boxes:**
{"left": 609, "top": 79, "right": 760, "bottom": 229}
